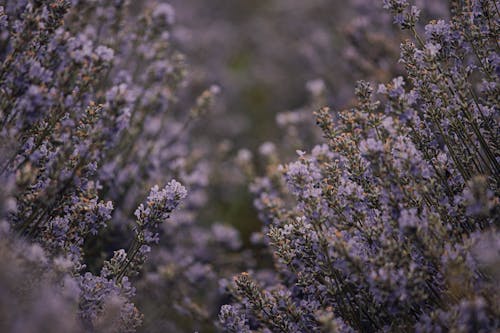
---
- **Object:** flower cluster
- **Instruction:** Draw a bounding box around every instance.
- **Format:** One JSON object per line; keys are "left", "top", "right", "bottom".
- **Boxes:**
{"left": 103, "top": 181, "right": 187, "bottom": 283}
{"left": 221, "top": 1, "right": 499, "bottom": 332}
{"left": 0, "top": 0, "right": 235, "bottom": 331}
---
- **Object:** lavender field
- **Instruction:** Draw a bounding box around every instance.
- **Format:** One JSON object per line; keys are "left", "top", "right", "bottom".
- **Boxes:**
{"left": 0, "top": 0, "right": 499, "bottom": 332}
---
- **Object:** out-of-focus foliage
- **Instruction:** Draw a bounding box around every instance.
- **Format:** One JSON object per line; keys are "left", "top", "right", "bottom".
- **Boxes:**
{"left": 170, "top": 0, "right": 448, "bottom": 144}
{"left": 168, "top": 0, "right": 451, "bottom": 237}
{"left": 0, "top": 1, "right": 245, "bottom": 332}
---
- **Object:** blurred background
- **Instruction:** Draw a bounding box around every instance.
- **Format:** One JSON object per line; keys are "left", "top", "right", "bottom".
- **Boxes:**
{"left": 168, "top": 0, "right": 449, "bottom": 242}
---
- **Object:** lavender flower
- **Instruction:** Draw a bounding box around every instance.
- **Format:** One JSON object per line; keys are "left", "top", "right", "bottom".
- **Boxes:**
{"left": 221, "top": 1, "right": 500, "bottom": 332}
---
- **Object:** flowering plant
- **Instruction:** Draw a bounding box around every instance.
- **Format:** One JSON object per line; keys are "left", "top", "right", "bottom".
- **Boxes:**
{"left": 221, "top": 1, "right": 500, "bottom": 332}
